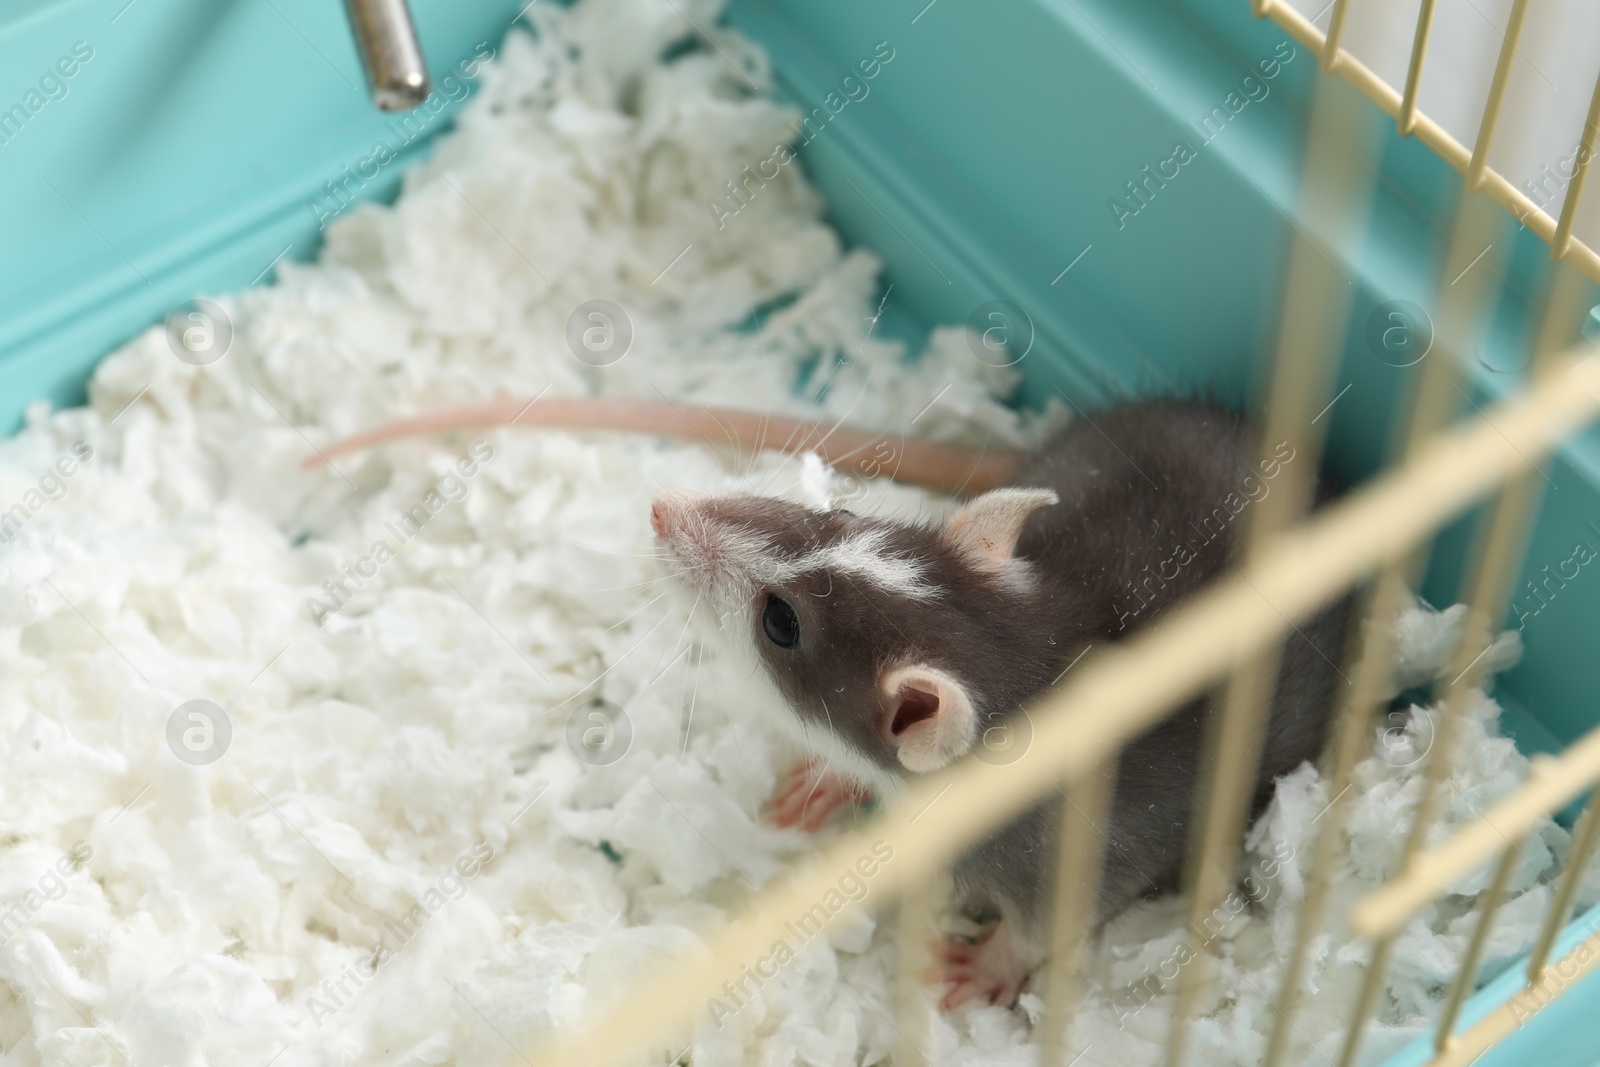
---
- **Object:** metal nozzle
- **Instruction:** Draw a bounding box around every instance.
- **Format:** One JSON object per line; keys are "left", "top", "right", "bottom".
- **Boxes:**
{"left": 343, "top": 0, "right": 431, "bottom": 111}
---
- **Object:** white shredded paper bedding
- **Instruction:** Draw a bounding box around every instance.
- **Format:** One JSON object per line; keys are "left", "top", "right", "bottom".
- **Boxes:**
{"left": 2, "top": 2, "right": 1598, "bottom": 1065}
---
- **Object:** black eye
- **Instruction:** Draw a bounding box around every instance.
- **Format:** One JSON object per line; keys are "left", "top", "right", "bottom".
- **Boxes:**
{"left": 762, "top": 595, "right": 800, "bottom": 649}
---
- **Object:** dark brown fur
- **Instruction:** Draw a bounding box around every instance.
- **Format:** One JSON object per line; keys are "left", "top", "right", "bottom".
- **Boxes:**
{"left": 667, "top": 401, "right": 1350, "bottom": 950}
{"left": 956, "top": 402, "right": 1349, "bottom": 932}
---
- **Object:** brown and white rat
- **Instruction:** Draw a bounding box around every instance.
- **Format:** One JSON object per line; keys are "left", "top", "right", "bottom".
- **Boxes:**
{"left": 645, "top": 399, "right": 1350, "bottom": 1009}
{"left": 309, "top": 396, "right": 1350, "bottom": 1009}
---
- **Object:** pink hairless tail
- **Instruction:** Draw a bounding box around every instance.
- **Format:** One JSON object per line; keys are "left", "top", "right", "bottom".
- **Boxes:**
{"left": 300, "top": 397, "right": 1025, "bottom": 496}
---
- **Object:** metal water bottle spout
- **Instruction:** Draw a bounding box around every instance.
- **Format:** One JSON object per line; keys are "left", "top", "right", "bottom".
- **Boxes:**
{"left": 343, "top": 0, "right": 430, "bottom": 111}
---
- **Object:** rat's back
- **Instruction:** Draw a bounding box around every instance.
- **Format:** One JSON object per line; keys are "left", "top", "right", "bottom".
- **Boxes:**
{"left": 956, "top": 399, "right": 1349, "bottom": 930}
{"left": 1014, "top": 400, "right": 1264, "bottom": 633}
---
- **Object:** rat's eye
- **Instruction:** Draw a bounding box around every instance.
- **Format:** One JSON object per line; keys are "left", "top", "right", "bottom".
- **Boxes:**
{"left": 762, "top": 594, "right": 800, "bottom": 649}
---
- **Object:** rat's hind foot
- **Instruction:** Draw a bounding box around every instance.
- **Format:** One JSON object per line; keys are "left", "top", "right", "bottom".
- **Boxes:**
{"left": 926, "top": 921, "right": 1041, "bottom": 1011}
{"left": 766, "top": 759, "right": 871, "bottom": 831}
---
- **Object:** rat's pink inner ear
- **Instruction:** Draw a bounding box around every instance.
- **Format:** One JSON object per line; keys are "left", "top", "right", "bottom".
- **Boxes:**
{"left": 943, "top": 488, "right": 1060, "bottom": 570}
{"left": 881, "top": 665, "right": 978, "bottom": 773}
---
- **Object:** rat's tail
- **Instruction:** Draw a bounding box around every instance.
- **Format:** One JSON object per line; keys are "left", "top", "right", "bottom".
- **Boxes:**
{"left": 300, "top": 397, "right": 1025, "bottom": 496}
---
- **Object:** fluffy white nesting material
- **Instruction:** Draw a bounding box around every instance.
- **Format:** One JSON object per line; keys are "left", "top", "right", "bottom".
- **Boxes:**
{"left": 0, "top": 3, "right": 1596, "bottom": 1067}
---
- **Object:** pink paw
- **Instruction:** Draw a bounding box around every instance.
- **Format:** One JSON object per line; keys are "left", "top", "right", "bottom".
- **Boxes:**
{"left": 926, "top": 925, "right": 1035, "bottom": 1011}
{"left": 766, "top": 759, "right": 871, "bottom": 831}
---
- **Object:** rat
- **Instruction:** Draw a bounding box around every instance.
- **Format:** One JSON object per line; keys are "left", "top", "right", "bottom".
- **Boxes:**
{"left": 645, "top": 399, "right": 1350, "bottom": 1009}
{"left": 307, "top": 395, "right": 1351, "bottom": 1009}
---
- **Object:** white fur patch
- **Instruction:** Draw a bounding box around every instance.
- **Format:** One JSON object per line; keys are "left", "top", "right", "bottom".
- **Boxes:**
{"left": 675, "top": 512, "right": 937, "bottom": 602}
{"left": 791, "top": 528, "right": 937, "bottom": 600}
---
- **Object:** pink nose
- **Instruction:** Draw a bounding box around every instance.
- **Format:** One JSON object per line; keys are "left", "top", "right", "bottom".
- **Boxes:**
{"left": 649, "top": 489, "right": 702, "bottom": 540}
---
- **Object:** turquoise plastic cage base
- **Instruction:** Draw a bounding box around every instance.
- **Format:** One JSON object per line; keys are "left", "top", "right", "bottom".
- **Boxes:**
{"left": 2, "top": 0, "right": 1597, "bottom": 1061}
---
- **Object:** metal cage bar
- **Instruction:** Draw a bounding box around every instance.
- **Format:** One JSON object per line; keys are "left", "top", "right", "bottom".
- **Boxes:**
{"left": 1398, "top": 340, "right": 1537, "bottom": 874}
{"left": 895, "top": 882, "right": 939, "bottom": 1067}
{"left": 1466, "top": 0, "right": 1532, "bottom": 191}
{"left": 1399, "top": 0, "right": 1439, "bottom": 138}
{"left": 1553, "top": 65, "right": 1600, "bottom": 260}
{"left": 1434, "top": 838, "right": 1524, "bottom": 1049}
{"left": 1321, "top": 0, "right": 1353, "bottom": 75}
{"left": 1164, "top": 72, "right": 1371, "bottom": 1067}
{"left": 1262, "top": 562, "right": 1415, "bottom": 1067}
{"left": 1039, "top": 769, "right": 1114, "bottom": 1063}
{"left": 1528, "top": 789, "right": 1600, "bottom": 982}
{"left": 1164, "top": 647, "right": 1282, "bottom": 1067}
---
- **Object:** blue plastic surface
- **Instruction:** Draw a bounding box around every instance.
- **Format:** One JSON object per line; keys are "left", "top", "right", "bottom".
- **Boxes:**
{"left": 2, "top": 0, "right": 1598, "bottom": 1061}
{"left": 0, "top": 0, "right": 525, "bottom": 426}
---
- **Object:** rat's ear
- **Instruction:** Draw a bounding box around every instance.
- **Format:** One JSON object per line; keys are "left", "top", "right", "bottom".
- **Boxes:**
{"left": 881, "top": 664, "right": 978, "bottom": 773}
{"left": 943, "top": 488, "right": 1059, "bottom": 571}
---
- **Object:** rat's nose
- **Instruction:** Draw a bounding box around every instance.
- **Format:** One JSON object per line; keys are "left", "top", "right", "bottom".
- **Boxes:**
{"left": 649, "top": 497, "right": 672, "bottom": 538}
{"left": 649, "top": 488, "right": 704, "bottom": 540}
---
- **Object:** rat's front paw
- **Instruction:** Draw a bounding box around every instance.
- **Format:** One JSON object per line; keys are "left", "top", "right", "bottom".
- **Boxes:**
{"left": 926, "top": 923, "right": 1035, "bottom": 1011}
{"left": 766, "top": 759, "right": 871, "bottom": 831}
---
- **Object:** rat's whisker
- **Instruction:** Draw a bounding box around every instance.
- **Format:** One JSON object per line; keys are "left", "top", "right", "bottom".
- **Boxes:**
{"left": 646, "top": 636, "right": 693, "bottom": 690}
{"left": 595, "top": 592, "right": 671, "bottom": 634}
{"left": 654, "top": 591, "right": 701, "bottom": 686}
{"left": 799, "top": 755, "right": 831, "bottom": 825}
{"left": 564, "top": 572, "right": 682, "bottom": 595}
{"left": 679, "top": 640, "right": 703, "bottom": 762}
{"left": 754, "top": 368, "right": 876, "bottom": 497}
{"left": 561, "top": 538, "right": 675, "bottom": 561}
{"left": 762, "top": 403, "right": 816, "bottom": 461}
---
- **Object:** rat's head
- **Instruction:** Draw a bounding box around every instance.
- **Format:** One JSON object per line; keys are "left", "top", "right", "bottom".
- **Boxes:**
{"left": 650, "top": 486, "right": 1058, "bottom": 787}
